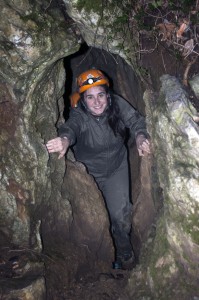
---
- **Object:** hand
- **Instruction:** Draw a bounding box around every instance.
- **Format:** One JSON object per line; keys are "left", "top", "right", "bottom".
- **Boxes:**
{"left": 136, "top": 134, "right": 151, "bottom": 157}
{"left": 46, "top": 137, "right": 70, "bottom": 159}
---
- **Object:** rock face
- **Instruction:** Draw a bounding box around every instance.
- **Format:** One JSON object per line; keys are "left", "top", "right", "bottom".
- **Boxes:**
{"left": 63, "top": 0, "right": 137, "bottom": 65}
{"left": 190, "top": 74, "right": 199, "bottom": 100}
{"left": 0, "top": 0, "right": 199, "bottom": 299}
{"left": 128, "top": 76, "right": 199, "bottom": 299}
{"left": 3, "top": 278, "right": 46, "bottom": 300}
{"left": 0, "top": 1, "right": 115, "bottom": 298}
{"left": 63, "top": 159, "right": 114, "bottom": 271}
{"left": 0, "top": 0, "right": 79, "bottom": 297}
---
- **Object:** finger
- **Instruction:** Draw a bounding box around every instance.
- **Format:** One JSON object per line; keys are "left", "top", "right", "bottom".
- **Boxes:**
{"left": 46, "top": 144, "right": 54, "bottom": 150}
{"left": 141, "top": 148, "right": 151, "bottom": 154}
{"left": 58, "top": 152, "right": 65, "bottom": 159}
{"left": 46, "top": 143, "right": 58, "bottom": 150}
{"left": 46, "top": 141, "right": 55, "bottom": 147}
{"left": 138, "top": 149, "right": 144, "bottom": 156}
{"left": 141, "top": 140, "right": 150, "bottom": 147}
{"left": 48, "top": 148, "right": 58, "bottom": 153}
{"left": 141, "top": 146, "right": 151, "bottom": 153}
{"left": 46, "top": 144, "right": 55, "bottom": 150}
{"left": 46, "top": 142, "right": 64, "bottom": 152}
{"left": 46, "top": 137, "right": 60, "bottom": 143}
{"left": 139, "top": 142, "right": 151, "bottom": 153}
{"left": 145, "top": 144, "right": 151, "bottom": 153}
{"left": 46, "top": 145, "right": 58, "bottom": 152}
{"left": 142, "top": 147, "right": 151, "bottom": 155}
{"left": 46, "top": 138, "right": 62, "bottom": 148}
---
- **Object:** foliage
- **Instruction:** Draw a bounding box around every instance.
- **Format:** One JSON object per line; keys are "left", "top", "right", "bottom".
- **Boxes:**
{"left": 143, "top": 1, "right": 199, "bottom": 71}
{"left": 75, "top": 0, "right": 198, "bottom": 82}
{"left": 76, "top": 0, "right": 103, "bottom": 13}
{"left": 129, "top": 0, "right": 199, "bottom": 83}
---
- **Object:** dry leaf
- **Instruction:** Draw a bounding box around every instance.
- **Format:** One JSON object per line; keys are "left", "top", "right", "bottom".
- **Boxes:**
{"left": 177, "top": 22, "right": 189, "bottom": 38}
{"left": 182, "top": 39, "right": 194, "bottom": 57}
{"left": 156, "top": 22, "right": 176, "bottom": 41}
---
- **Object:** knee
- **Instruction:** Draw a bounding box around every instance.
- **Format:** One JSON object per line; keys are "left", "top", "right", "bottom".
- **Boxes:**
{"left": 111, "top": 216, "right": 132, "bottom": 234}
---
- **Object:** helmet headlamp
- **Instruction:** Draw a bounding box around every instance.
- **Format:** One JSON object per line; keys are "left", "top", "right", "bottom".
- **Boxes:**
{"left": 82, "top": 76, "right": 102, "bottom": 86}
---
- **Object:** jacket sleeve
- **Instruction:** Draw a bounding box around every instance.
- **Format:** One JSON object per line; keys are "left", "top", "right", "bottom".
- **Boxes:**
{"left": 116, "top": 95, "right": 149, "bottom": 139}
{"left": 58, "top": 108, "right": 82, "bottom": 146}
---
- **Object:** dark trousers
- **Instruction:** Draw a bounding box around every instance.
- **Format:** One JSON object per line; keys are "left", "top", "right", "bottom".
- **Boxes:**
{"left": 96, "top": 159, "right": 132, "bottom": 257}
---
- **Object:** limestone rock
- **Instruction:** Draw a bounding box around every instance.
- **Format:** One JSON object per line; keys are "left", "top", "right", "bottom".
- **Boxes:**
{"left": 0, "top": 0, "right": 79, "bottom": 297}
{"left": 127, "top": 76, "right": 199, "bottom": 299}
{"left": 189, "top": 74, "right": 199, "bottom": 99}
{"left": 62, "top": 159, "right": 114, "bottom": 274}
{"left": 4, "top": 277, "right": 46, "bottom": 300}
{"left": 62, "top": 0, "right": 135, "bottom": 63}
{"left": 1, "top": 0, "right": 199, "bottom": 299}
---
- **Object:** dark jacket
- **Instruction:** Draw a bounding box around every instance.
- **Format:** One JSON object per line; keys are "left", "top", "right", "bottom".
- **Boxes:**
{"left": 59, "top": 94, "right": 148, "bottom": 179}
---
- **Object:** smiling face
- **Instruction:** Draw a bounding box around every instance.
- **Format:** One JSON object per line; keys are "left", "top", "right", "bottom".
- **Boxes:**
{"left": 83, "top": 86, "right": 108, "bottom": 116}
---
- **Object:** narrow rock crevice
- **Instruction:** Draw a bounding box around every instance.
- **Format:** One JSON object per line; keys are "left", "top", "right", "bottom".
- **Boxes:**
{"left": 39, "top": 46, "right": 159, "bottom": 299}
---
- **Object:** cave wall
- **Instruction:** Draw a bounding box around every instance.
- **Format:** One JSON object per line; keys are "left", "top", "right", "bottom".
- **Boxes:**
{"left": 128, "top": 77, "right": 199, "bottom": 299}
{"left": 0, "top": 0, "right": 79, "bottom": 297}
{"left": 0, "top": 1, "right": 122, "bottom": 298}
{"left": 0, "top": 0, "right": 199, "bottom": 299}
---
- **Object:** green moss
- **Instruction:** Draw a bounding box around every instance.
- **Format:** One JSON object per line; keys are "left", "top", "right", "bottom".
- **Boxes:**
{"left": 20, "top": 11, "right": 48, "bottom": 32}
{"left": 156, "top": 146, "right": 170, "bottom": 189}
{"left": 183, "top": 211, "right": 199, "bottom": 244}
{"left": 173, "top": 160, "right": 197, "bottom": 179}
{"left": 76, "top": 0, "right": 103, "bottom": 13}
{"left": 169, "top": 206, "right": 199, "bottom": 246}
{"left": 152, "top": 218, "right": 169, "bottom": 258}
{"left": 157, "top": 93, "right": 168, "bottom": 113}
{"left": 172, "top": 107, "right": 193, "bottom": 126}
{"left": 172, "top": 135, "right": 188, "bottom": 149}
{"left": 140, "top": 215, "right": 169, "bottom": 269}
{"left": 76, "top": 0, "right": 130, "bottom": 34}
{"left": 134, "top": 6, "right": 149, "bottom": 30}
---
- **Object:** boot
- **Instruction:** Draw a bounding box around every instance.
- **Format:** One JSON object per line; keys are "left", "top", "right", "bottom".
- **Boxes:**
{"left": 112, "top": 251, "right": 135, "bottom": 270}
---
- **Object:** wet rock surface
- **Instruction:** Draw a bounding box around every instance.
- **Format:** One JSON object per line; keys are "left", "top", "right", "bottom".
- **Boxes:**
{"left": 127, "top": 76, "right": 199, "bottom": 299}
{"left": 0, "top": 0, "right": 78, "bottom": 298}
{"left": 0, "top": 0, "right": 199, "bottom": 299}
{"left": 190, "top": 74, "right": 199, "bottom": 100}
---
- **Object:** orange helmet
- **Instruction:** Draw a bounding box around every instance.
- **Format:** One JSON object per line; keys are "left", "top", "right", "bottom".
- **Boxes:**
{"left": 70, "top": 92, "right": 81, "bottom": 108}
{"left": 77, "top": 69, "right": 109, "bottom": 93}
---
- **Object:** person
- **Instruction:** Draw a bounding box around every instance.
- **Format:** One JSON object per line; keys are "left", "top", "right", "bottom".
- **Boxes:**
{"left": 46, "top": 69, "right": 150, "bottom": 270}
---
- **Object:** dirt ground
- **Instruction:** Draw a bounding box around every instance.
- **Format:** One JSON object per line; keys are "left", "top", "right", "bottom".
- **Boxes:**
{"left": 43, "top": 249, "right": 132, "bottom": 300}
{"left": 63, "top": 269, "right": 130, "bottom": 300}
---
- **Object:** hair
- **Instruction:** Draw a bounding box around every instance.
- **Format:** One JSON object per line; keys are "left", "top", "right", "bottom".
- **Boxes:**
{"left": 79, "top": 85, "right": 125, "bottom": 138}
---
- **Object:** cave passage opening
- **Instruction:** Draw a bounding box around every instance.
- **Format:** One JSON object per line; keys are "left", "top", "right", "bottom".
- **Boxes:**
{"left": 40, "top": 43, "right": 160, "bottom": 300}
{"left": 57, "top": 43, "right": 157, "bottom": 264}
